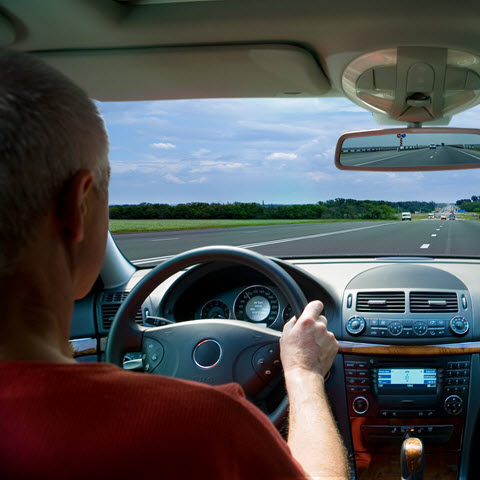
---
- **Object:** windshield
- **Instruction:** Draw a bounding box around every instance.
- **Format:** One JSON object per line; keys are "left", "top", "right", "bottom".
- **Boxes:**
{"left": 99, "top": 98, "right": 480, "bottom": 266}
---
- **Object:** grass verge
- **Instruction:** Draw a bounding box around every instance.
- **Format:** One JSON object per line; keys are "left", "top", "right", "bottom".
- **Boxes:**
{"left": 110, "top": 218, "right": 398, "bottom": 233}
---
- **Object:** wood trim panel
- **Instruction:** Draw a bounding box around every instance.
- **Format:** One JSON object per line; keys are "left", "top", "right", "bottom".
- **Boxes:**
{"left": 355, "top": 452, "right": 459, "bottom": 480}
{"left": 339, "top": 340, "right": 480, "bottom": 356}
{"left": 350, "top": 416, "right": 464, "bottom": 454}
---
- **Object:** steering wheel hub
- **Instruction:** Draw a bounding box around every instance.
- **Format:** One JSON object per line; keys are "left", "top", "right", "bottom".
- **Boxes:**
{"left": 193, "top": 339, "right": 223, "bottom": 369}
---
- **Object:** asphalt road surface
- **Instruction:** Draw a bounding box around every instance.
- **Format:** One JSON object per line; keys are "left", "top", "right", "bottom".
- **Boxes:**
{"left": 113, "top": 219, "right": 480, "bottom": 266}
{"left": 340, "top": 146, "right": 480, "bottom": 168}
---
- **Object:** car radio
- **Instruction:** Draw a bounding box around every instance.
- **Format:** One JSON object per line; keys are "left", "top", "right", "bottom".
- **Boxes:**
{"left": 344, "top": 354, "right": 470, "bottom": 418}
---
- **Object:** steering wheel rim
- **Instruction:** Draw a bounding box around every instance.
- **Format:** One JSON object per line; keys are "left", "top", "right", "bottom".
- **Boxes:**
{"left": 105, "top": 245, "right": 308, "bottom": 427}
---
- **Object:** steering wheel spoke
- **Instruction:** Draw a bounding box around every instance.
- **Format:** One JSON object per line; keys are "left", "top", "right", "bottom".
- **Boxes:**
{"left": 142, "top": 320, "right": 281, "bottom": 392}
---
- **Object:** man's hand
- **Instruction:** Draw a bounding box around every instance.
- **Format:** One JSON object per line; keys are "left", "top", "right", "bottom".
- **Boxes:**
{"left": 281, "top": 301, "right": 350, "bottom": 479}
{"left": 280, "top": 300, "right": 339, "bottom": 380}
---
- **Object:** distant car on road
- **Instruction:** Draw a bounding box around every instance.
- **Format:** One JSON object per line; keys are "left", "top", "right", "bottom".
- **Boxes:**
{"left": 449, "top": 213, "right": 456, "bottom": 220}
{"left": 441, "top": 214, "right": 447, "bottom": 220}
{"left": 429, "top": 144, "right": 436, "bottom": 149}
{"left": 402, "top": 212, "right": 412, "bottom": 221}
{"left": 428, "top": 213, "right": 434, "bottom": 219}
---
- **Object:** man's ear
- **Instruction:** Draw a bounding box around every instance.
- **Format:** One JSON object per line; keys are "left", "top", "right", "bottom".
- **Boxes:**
{"left": 57, "top": 170, "right": 94, "bottom": 244}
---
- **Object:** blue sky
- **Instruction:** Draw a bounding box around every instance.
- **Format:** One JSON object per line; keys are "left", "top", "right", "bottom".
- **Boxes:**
{"left": 98, "top": 98, "right": 480, "bottom": 205}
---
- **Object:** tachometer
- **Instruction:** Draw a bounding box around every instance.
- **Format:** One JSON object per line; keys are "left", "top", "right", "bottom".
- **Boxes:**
{"left": 201, "top": 300, "right": 230, "bottom": 319}
{"left": 283, "top": 304, "right": 294, "bottom": 323}
{"left": 234, "top": 286, "right": 279, "bottom": 325}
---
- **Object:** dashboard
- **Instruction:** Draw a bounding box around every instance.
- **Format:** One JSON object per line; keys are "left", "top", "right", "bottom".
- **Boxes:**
{"left": 71, "top": 256, "right": 480, "bottom": 479}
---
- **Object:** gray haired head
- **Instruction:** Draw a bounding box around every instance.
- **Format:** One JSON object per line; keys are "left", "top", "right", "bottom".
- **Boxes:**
{"left": 0, "top": 49, "right": 110, "bottom": 271}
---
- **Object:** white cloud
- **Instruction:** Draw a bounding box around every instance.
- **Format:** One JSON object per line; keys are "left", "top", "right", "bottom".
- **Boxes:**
{"left": 307, "top": 171, "right": 333, "bottom": 182}
{"left": 189, "top": 177, "right": 207, "bottom": 184}
{"left": 190, "top": 160, "right": 248, "bottom": 173}
{"left": 267, "top": 152, "right": 298, "bottom": 161}
{"left": 150, "top": 142, "right": 176, "bottom": 150}
{"left": 192, "top": 148, "right": 211, "bottom": 158}
{"left": 164, "top": 173, "right": 185, "bottom": 184}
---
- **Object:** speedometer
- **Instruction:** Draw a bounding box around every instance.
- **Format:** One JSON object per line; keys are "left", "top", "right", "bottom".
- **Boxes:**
{"left": 234, "top": 286, "right": 279, "bottom": 325}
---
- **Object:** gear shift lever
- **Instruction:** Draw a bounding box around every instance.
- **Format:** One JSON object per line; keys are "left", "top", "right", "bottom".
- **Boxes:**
{"left": 401, "top": 437, "right": 424, "bottom": 480}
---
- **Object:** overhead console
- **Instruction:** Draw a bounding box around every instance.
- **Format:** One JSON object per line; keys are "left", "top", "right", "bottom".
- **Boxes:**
{"left": 342, "top": 47, "right": 480, "bottom": 124}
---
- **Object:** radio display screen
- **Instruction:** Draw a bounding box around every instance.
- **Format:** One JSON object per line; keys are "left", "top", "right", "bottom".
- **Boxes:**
{"left": 378, "top": 368, "right": 437, "bottom": 392}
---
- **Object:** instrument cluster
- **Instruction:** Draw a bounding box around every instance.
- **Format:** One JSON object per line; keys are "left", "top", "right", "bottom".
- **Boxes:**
{"left": 197, "top": 284, "right": 295, "bottom": 330}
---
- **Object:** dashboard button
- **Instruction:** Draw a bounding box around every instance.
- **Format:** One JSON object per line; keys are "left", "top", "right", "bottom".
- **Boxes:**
{"left": 346, "top": 316, "right": 366, "bottom": 336}
{"left": 444, "top": 395, "right": 463, "bottom": 415}
{"left": 402, "top": 328, "right": 413, "bottom": 337}
{"left": 347, "top": 293, "right": 353, "bottom": 308}
{"left": 413, "top": 321, "right": 428, "bottom": 336}
{"left": 388, "top": 321, "right": 403, "bottom": 336}
{"left": 352, "top": 396, "right": 369, "bottom": 415}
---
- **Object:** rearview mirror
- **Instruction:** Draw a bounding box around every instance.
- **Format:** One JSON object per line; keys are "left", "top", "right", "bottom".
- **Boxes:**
{"left": 335, "top": 127, "right": 480, "bottom": 171}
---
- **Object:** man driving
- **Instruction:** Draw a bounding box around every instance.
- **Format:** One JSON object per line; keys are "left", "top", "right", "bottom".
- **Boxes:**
{"left": 0, "top": 49, "right": 349, "bottom": 480}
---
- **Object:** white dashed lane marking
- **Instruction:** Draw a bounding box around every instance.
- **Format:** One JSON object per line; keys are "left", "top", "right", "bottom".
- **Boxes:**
{"left": 132, "top": 222, "right": 396, "bottom": 265}
{"left": 431, "top": 234, "right": 437, "bottom": 237}
{"left": 420, "top": 244, "right": 430, "bottom": 249}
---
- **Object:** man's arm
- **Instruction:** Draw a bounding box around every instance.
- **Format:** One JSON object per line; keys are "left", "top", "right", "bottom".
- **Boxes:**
{"left": 280, "top": 301, "right": 350, "bottom": 480}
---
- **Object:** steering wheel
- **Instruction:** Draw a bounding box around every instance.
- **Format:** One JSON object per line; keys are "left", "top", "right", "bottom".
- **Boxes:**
{"left": 105, "top": 245, "right": 308, "bottom": 427}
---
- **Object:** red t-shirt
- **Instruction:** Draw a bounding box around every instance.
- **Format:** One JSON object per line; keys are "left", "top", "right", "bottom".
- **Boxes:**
{"left": 0, "top": 362, "right": 305, "bottom": 480}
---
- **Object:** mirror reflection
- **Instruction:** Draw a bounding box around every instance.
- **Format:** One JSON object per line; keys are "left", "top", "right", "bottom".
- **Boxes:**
{"left": 339, "top": 132, "right": 480, "bottom": 169}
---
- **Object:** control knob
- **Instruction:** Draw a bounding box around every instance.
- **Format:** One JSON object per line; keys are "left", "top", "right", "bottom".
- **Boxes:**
{"left": 346, "top": 316, "right": 366, "bottom": 336}
{"left": 413, "top": 321, "right": 427, "bottom": 336}
{"left": 352, "top": 396, "right": 369, "bottom": 415}
{"left": 449, "top": 316, "right": 469, "bottom": 336}
{"left": 388, "top": 321, "right": 403, "bottom": 336}
{"left": 444, "top": 395, "right": 463, "bottom": 415}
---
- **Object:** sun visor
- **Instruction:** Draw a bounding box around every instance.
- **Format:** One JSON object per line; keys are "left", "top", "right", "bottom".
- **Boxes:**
{"left": 37, "top": 45, "right": 330, "bottom": 101}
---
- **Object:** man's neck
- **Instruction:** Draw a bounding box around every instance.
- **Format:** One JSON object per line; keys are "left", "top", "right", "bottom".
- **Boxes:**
{"left": 0, "top": 263, "right": 76, "bottom": 364}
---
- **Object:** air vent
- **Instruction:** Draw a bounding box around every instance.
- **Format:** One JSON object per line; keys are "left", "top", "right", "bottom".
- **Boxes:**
{"left": 356, "top": 291, "right": 405, "bottom": 312}
{"left": 103, "top": 291, "right": 129, "bottom": 302}
{"left": 101, "top": 294, "right": 143, "bottom": 330}
{"left": 410, "top": 292, "right": 458, "bottom": 313}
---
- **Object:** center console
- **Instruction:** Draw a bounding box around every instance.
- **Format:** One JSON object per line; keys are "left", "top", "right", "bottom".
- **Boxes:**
{"left": 344, "top": 354, "right": 470, "bottom": 479}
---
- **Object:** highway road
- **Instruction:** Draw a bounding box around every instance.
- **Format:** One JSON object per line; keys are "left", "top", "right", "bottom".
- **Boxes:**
{"left": 113, "top": 219, "right": 480, "bottom": 266}
{"left": 340, "top": 146, "right": 480, "bottom": 168}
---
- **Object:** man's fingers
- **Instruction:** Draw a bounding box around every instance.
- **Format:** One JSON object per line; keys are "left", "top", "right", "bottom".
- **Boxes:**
{"left": 297, "top": 300, "right": 324, "bottom": 322}
{"left": 283, "top": 316, "right": 296, "bottom": 333}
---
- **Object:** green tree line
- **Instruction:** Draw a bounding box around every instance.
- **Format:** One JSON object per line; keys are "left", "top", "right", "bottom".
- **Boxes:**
{"left": 456, "top": 196, "right": 480, "bottom": 213}
{"left": 110, "top": 199, "right": 437, "bottom": 220}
